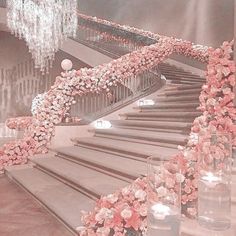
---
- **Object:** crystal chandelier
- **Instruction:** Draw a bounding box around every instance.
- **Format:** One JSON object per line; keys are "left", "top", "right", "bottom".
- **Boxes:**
{"left": 7, "top": 0, "right": 78, "bottom": 73}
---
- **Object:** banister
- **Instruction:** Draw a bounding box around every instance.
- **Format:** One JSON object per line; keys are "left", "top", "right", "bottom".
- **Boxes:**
{"left": 0, "top": 3, "right": 213, "bottom": 171}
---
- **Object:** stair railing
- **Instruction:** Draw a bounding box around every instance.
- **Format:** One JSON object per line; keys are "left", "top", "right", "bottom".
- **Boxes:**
{"left": 67, "top": 67, "right": 161, "bottom": 124}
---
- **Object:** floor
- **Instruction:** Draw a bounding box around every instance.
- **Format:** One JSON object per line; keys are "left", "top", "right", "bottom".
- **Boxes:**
{"left": 0, "top": 175, "right": 74, "bottom": 236}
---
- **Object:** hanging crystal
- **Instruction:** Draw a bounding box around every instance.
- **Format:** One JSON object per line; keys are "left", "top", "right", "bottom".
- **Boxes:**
{"left": 6, "top": 0, "right": 78, "bottom": 73}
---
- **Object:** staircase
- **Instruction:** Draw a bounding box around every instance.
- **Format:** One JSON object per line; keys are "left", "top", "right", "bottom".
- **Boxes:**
{"left": 5, "top": 64, "right": 236, "bottom": 235}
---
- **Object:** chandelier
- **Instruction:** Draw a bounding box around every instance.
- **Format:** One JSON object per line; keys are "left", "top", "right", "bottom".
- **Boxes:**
{"left": 6, "top": 0, "right": 78, "bottom": 73}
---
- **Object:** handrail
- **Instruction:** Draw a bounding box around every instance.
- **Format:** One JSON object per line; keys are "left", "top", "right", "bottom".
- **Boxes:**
{"left": 66, "top": 68, "right": 161, "bottom": 124}
{"left": 0, "top": 2, "right": 209, "bottom": 61}
{"left": 76, "top": 13, "right": 209, "bottom": 63}
{"left": 77, "top": 14, "right": 158, "bottom": 46}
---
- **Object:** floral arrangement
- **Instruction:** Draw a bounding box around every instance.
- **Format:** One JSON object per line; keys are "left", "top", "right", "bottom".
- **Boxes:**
{"left": 31, "top": 93, "right": 47, "bottom": 116}
{"left": 78, "top": 178, "right": 149, "bottom": 236}
{"left": 0, "top": 12, "right": 234, "bottom": 236}
{"left": 78, "top": 159, "right": 184, "bottom": 236}
{"left": 5, "top": 116, "right": 33, "bottom": 131}
{"left": 0, "top": 37, "right": 176, "bottom": 170}
{"left": 78, "top": 41, "right": 236, "bottom": 235}
{"left": 78, "top": 14, "right": 209, "bottom": 62}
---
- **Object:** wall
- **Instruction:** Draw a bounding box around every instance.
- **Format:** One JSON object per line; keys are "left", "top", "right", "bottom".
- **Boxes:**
{"left": 0, "top": 31, "right": 90, "bottom": 123}
{"left": 78, "top": 0, "right": 234, "bottom": 47}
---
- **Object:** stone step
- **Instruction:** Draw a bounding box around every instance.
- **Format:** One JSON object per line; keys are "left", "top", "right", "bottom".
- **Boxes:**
{"left": 120, "top": 111, "right": 200, "bottom": 122}
{"left": 156, "top": 92, "right": 200, "bottom": 100}
{"left": 136, "top": 102, "right": 199, "bottom": 110}
{"left": 110, "top": 120, "right": 192, "bottom": 132}
{"left": 159, "top": 66, "right": 195, "bottom": 73}
{"left": 72, "top": 136, "right": 179, "bottom": 160}
{"left": 31, "top": 155, "right": 129, "bottom": 198}
{"left": 5, "top": 166, "right": 95, "bottom": 232}
{"left": 121, "top": 116, "right": 196, "bottom": 122}
{"left": 121, "top": 111, "right": 201, "bottom": 119}
{"left": 163, "top": 72, "right": 205, "bottom": 80}
{"left": 156, "top": 94, "right": 199, "bottom": 103}
{"left": 159, "top": 88, "right": 202, "bottom": 96}
{"left": 55, "top": 146, "right": 146, "bottom": 180}
{"left": 166, "top": 80, "right": 201, "bottom": 85}
{"left": 164, "top": 83, "right": 203, "bottom": 91}
{"left": 135, "top": 107, "right": 198, "bottom": 113}
{"left": 162, "top": 71, "right": 203, "bottom": 79}
{"left": 93, "top": 128, "right": 188, "bottom": 146}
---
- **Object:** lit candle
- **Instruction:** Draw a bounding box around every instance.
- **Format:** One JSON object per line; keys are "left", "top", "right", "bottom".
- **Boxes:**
{"left": 96, "top": 120, "right": 103, "bottom": 128}
{"left": 139, "top": 100, "right": 144, "bottom": 106}
{"left": 201, "top": 172, "right": 222, "bottom": 188}
{"left": 95, "top": 120, "right": 112, "bottom": 129}
{"left": 148, "top": 203, "right": 180, "bottom": 236}
{"left": 151, "top": 203, "right": 172, "bottom": 220}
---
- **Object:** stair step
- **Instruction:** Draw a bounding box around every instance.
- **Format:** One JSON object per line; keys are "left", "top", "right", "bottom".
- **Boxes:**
{"left": 155, "top": 95, "right": 199, "bottom": 102}
{"left": 5, "top": 166, "right": 94, "bottom": 231}
{"left": 136, "top": 102, "right": 199, "bottom": 110}
{"left": 120, "top": 111, "right": 200, "bottom": 122}
{"left": 162, "top": 71, "right": 202, "bottom": 79}
{"left": 72, "top": 137, "right": 179, "bottom": 160}
{"left": 159, "top": 88, "right": 202, "bottom": 96}
{"left": 110, "top": 120, "right": 192, "bottom": 131}
{"left": 93, "top": 128, "right": 188, "bottom": 146}
{"left": 135, "top": 107, "right": 198, "bottom": 112}
{"left": 163, "top": 73, "right": 204, "bottom": 80}
{"left": 166, "top": 80, "right": 200, "bottom": 85}
{"left": 121, "top": 111, "right": 201, "bottom": 119}
{"left": 55, "top": 146, "right": 146, "bottom": 180}
{"left": 31, "top": 156, "right": 129, "bottom": 198}
{"left": 165, "top": 78, "right": 204, "bottom": 85}
{"left": 164, "top": 83, "right": 203, "bottom": 91}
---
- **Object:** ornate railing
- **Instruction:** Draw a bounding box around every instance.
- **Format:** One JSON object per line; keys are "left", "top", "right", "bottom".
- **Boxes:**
{"left": 68, "top": 68, "right": 161, "bottom": 123}
{"left": 63, "top": 13, "right": 208, "bottom": 123}
{"left": 61, "top": 14, "right": 165, "bottom": 123}
{"left": 0, "top": 3, "right": 163, "bottom": 124}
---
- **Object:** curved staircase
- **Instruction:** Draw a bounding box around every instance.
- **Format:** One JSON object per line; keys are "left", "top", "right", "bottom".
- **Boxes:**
{"left": 5, "top": 65, "right": 236, "bottom": 235}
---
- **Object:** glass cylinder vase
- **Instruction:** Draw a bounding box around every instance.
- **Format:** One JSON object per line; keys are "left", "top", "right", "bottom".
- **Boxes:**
{"left": 147, "top": 157, "right": 181, "bottom": 236}
{"left": 198, "top": 132, "right": 232, "bottom": 231}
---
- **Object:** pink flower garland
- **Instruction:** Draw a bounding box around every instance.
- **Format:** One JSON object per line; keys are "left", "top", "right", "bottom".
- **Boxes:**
{"left": 5, "top": 116, "right": 33, "bottom": 131}
{"left": 78, "top": 13, "right": 209, "bottom": 63}
{"left": 0, "top": 37, "right": 176, "bottom": 170}
{"left": 0, "top": 12, "right": 234, "bottom": 235}
{"left": 0, "top": 14, "right": 211, "bottom": 172}
{"left": 78, "top": 41, "right": 236, "bottom": 235}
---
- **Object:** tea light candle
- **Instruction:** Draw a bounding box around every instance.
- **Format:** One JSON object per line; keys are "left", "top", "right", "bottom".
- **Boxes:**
{"left": 201, "top": 172, "right": 222, "bottom": 188}
{"left": 148, "top": 203, "right": 180, "bottom": 236}
{"left": 151, "top": 203, "right": 172, "bottom": 220}
{"left": 95, "top": 120, "right": 112, "bottom": 129}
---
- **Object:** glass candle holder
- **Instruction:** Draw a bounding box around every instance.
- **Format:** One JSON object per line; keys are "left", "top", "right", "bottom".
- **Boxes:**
{"left": 147, "top": 157, "right": 181, "bottom": 236}
{"left": 198, "top": 132, "right": 232, "bottom": 231}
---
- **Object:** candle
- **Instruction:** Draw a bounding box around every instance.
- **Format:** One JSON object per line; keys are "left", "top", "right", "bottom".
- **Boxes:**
{"left": 148, "top": 203, "right": 180, "bottom": 236}
{"left": 201, "top": 172, "right": 222, "bottom": 188}
{"left": 198, "top": 172, "right": 231, "bottom": 230}
{"left": 151, "top": 203, "right": 172, "bottom": 220}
